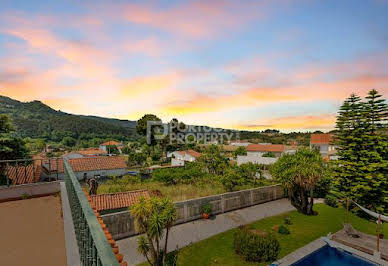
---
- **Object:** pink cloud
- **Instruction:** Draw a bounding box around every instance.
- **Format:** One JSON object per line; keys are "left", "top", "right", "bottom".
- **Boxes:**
{"left": 120, "top": 1, "right": 271, "bottom": 38}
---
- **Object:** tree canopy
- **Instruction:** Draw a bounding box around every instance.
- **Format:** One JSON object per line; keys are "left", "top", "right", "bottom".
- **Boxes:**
{"left": 272, "top": 148, "right": 325, "bottom": 215}
{"left": 333, "top": 89, "right": 387, "bottom": 213}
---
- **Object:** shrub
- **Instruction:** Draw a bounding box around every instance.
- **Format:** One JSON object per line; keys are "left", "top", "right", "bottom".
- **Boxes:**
{"left": 234, "top": 228, "right": 280, "bottom": 262}
{"left": 201, "top": 203, "right": 211, "bottom": 214}
{"left": 324, "top": 195, "right": 338, "bottom": 208}
{"left": 278, "top": 225, "right": 290, "bottom": 235}
{"left": 284, "top": 216, "right": 292, "bottom": 225}
{"left": 21, "top": 193, "right": 30, "bottom": 200}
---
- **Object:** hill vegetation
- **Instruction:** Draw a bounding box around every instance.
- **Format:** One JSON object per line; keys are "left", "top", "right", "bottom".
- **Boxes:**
{"left": 0, "top": 96, "right": 137, "bottom": 143}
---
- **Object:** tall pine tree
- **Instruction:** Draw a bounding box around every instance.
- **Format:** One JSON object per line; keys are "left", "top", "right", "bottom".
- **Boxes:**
{"left": 334, "top": 90, "right": 387, "bottom": 213}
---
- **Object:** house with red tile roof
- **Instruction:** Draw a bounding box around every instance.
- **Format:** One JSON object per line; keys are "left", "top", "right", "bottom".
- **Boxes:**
{"left": 168, "top": 149, "right": 201, "bottom": 166}
{"left": 99, "top": 141, "right": 124, "bottom": 154}
{"left": 310, "top": 133, "right": 337, "bottom": 160}
{"left": 90, "top": 190, "right": 150, "bottom": 214}
{"left": 246, "top": 144, "right": 285, "bottom": 157}
{"left": 41, "top": 156, "right": 127, "bottom": 180}
{"left": 62, "top": 148, "right": 107, "bottom": 159}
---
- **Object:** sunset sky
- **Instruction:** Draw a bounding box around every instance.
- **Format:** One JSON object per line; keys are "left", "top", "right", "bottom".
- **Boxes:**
{"left": 0, "top": 0, "right": 387, "bottom": 132}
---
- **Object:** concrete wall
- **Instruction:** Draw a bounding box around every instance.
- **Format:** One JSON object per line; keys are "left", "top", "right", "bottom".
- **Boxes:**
{"left": 102, "top": 184, "right": 284, "bottom": 240}
{"left": 237, "top": 154, "right": 278, "bottom": 166}
{"left": 0, "top": 181, "right": 61, "bottom": 201}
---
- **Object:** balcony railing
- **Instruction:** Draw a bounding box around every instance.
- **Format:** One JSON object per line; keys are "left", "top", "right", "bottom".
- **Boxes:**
{"left": 64, "top": 158, "right": 119, "bottom": 266}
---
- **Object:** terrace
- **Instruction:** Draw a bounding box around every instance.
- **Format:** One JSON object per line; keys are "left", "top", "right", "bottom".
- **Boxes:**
{"left": 0, "top": 195, "right": 66, "bottom": 266}
{"left": 0, "top": 158, "right": 386, "bottom": 266}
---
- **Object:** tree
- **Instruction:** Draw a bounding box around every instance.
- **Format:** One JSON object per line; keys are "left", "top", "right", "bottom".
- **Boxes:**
{"left": 333, "top": 90, "right": 387, "bottom": 213}
{"left": 131, "top": 197, "right": 177, "bottom": 266}
{"left": 233, "top": 146, "right": 247, "bottom": 158}
{"left": 61, "top": 136, "right": 76, "bottom": 147}
{"left": 238, "top": 162, "right": 262, "bottom": 185}
{"left": 0, "top": 115, "right": 29, "bottom": 185}
{"left": 272, "top": 148, "right": 325, "bottom": 215}
{"left": 136, "top": 114, "right": 162, "bottom": 145}
{"left": 199, "top": 144, "right": 228, "bottom": 175}
{"left": 221, "top": 166, "right": 246, "bottom": 192}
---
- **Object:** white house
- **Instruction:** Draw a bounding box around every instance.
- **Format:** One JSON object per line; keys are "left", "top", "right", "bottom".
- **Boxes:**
{"left": 168, "top": 150, "right": 201, "bottom": 166}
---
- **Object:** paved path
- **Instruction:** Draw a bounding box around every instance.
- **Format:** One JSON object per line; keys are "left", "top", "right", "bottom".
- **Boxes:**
{"left": 118, "top": 198, "right": 294, "bottom": 265}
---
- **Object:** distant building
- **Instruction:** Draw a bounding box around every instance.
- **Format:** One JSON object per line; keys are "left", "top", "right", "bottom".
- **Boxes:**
{"left": 63, "top": 148, "right": 107, "bottom": 159}
{"left": 168, "top": 150, "right": 201, "bottom": 166}
{"left": 246, "top": 144, "right": 285, "bottom": 157}
{"left": 41, "top": 156, "right": 127, "bottom": 180}
{"left": 229, "top": 140, "right": 251, "bottom": 147}
{"left": 99, "top": 141, "right": 123, "bottom": 154}
{"left": 310, "top": 133, "right": 337, "bottom": 160}
{"left": 237, "top": 154, "right": 278, "bottom": 166}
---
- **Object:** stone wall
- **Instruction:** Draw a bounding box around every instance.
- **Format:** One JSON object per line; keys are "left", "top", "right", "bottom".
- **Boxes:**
{"left": 102, "top": 184, "right": 284, "bottom": 240}
{"left": 0, "top": 181, "right": 61, "bottom": 202}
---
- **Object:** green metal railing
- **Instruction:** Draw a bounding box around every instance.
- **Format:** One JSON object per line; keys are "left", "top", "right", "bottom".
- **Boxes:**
{"left": 64, "top": 159, "right": 120, "bottom": 266}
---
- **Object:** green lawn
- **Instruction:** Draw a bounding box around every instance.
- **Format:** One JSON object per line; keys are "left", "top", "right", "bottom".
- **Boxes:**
{"left": 172, "top": 204, "right": 386, "bottom": 266}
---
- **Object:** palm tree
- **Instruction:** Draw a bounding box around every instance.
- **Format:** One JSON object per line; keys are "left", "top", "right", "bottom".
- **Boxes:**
{"left": 131, "top": 197, "right": 177, "bottom": 265}
{"left": 272, "top": 148, "right": 325, "bottom": 215}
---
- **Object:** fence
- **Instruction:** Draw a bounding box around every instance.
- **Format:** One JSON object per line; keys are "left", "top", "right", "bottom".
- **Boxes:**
{"left": 102, "top": 184, "right": 284, "bottom": 240}
{"left": 0, "top": 158, "right": 63, "bottom": 187}
{"left": 64, "top": 158, "right": 119, "bottom": 266}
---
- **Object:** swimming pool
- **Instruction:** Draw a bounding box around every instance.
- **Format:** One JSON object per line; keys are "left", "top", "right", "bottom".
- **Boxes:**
{"left": 291, "top": 245, "right": 377, "bottom": 266}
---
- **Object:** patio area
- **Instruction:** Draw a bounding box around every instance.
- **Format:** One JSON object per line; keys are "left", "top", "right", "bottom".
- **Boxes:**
{"left": 0, "top": 195, "right": 67, "bottom": 266}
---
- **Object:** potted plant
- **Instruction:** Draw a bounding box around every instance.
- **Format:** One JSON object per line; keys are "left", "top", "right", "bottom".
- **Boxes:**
{"left": 202, "top": 203, "right": 211, "bottom": 219}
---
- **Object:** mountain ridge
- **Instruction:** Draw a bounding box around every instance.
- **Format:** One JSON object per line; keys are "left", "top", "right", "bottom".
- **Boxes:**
{"left": 0, "top": 95, "right": 137, "bottom": 141}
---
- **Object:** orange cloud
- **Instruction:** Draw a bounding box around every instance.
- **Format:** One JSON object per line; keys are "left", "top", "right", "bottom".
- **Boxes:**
{"left": 163, "top": 87, "right": 298, "bottom": 115}
{"left": 119, "top": 73, "right": 181, "bottom": 98}
{"left": 231, "top": 114, "right": 336, "bottom": 131}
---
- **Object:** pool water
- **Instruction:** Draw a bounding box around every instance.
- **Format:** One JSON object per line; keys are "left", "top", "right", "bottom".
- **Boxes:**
{"left": 291, "top": 245, "right": 377, "bottom": 266}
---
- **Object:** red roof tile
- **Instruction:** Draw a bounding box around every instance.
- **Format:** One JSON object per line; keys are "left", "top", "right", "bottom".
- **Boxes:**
{"left": 246, "top": 144, "right": 285, "bottom": 153}
{"left": 78, "top": 148, "right": 107, "bottom": 156}
{"left": 69, "top": 156, "right": 127, "bottom": 172}
{"left": 310, "top": 133, "right": 332, "bottom": 144}
{"left": 6, "top": 164, "right": 41, "bottom": 185}
{"left": 100, "top": 141, "right": 121, "bottom": 146}
{"left": 90, "top": 190, "right": 150, "bottom": 211}
{"left": 42, "top": 156, "right": 126, "bottom": 173}
{"left": 178, "top": 149, "right": 201, "bottom": 158}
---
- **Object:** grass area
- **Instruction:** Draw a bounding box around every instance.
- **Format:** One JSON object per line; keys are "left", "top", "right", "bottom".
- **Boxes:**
{"left": 97, "top": 178, "right": 274, "bottom": 202}
{"left": 170, "top": 204, "right": 387, "bottom": 266}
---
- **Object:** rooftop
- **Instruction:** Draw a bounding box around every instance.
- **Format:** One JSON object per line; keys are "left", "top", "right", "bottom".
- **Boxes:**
{"left": 246, "top": 144, "right": 285, "bottom": 153}
{"left": 101, "top": 140, "right": 122, "bottom": 146}
{"left": 90, "top": 190, "right": 150, "bottom": 211}
{"left": 310, "top": 133, "right": 333, "bottom": 144}
{"left": 6, "top": 164, "right": 41, "bottom": 185}
{"left": 43, "top": 156, "right": 127, "bottom": 174}
{"left": 0, "top": 195, "right": 67, "bottom": 266}
{"left": 178, "top": 149, "right": 201, "bottom": 158}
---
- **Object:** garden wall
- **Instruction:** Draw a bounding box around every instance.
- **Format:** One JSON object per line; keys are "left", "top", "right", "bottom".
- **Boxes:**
{"left": 0, "top": 181, "right": 61, "bottom": 202}
{"left": 102, "top": 184, "right": 284, "bottom": 240}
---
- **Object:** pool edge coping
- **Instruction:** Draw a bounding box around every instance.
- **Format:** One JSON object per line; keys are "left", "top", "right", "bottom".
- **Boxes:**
{"left": 271, "top": 234, "right": 386, "bottom": 266}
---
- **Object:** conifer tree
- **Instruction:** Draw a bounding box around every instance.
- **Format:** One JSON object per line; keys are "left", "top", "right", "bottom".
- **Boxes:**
{"left": 334, "top": 90, "right": 387, "bottom": 213}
